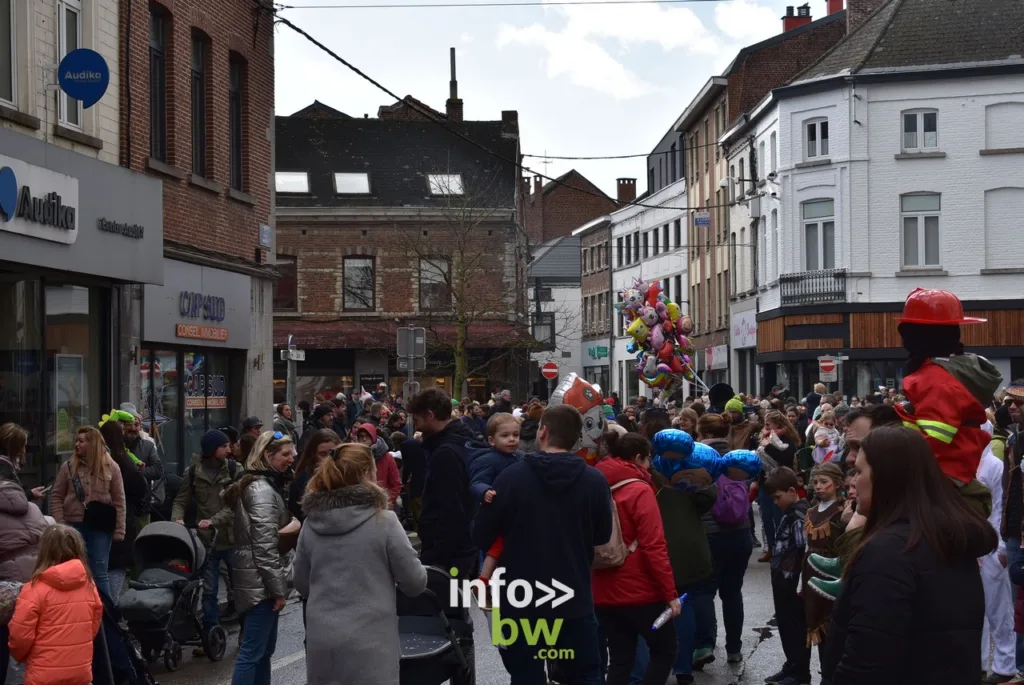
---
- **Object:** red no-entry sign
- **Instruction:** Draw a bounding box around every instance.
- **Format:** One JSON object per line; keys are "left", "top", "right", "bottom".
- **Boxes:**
{"left": 541, "top": 361, "right": 559, "bottom": 380}
{"left": 818, "top": 356, "right": 838, "bottom": 382}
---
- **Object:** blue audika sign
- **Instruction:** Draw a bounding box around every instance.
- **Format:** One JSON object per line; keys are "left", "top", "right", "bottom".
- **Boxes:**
{"left": 57, "top": 49, "right": 110, "bottom": 108}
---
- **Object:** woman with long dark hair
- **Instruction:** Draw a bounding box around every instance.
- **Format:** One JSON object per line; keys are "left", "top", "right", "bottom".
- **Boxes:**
{"left": 100, "top": 420, "right": 150, "bottom": 603}
{"left": 288, "top": 429, "right": 341, "bottom": 521}
{"left": 823, "top": 426, "right": 997, "bottom": 685}
{"left": 755, "top": 410, "right": 800, "bottom": 563}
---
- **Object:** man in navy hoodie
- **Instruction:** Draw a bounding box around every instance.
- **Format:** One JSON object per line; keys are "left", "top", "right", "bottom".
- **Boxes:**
{"left": 473, "top": 404, "right": 612, "bottom": 685}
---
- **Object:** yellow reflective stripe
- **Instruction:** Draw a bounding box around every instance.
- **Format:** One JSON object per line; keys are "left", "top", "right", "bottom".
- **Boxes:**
{"left": 917, "top": 419, "right": 958, "bottom": 434}
{"left": 902, "top": 420, "right": 918, "bottom": 430}
{"left": 922, "top": 427, "right": 955, "bottom": 444}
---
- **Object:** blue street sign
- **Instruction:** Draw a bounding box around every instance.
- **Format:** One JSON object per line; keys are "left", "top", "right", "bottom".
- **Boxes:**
{"left": 57, "top": 49, "right": 110, "bottom": 108}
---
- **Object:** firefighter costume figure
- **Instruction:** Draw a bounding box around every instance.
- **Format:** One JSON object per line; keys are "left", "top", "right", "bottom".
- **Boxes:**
{"left": 894, "top": 287, "right": 1002, "bottom": 518}
{"left": 549, "top": 373, "right": 605, "bottom": 465}
{"left": 807, "top": 287, "right": 1002, "bottom": 601}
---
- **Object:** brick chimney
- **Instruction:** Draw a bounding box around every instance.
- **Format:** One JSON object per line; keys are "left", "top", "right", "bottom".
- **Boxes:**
{"left": 827, "top": 0, "right": 844, "bottom": 14}
{"left": 782, "top": 4, "right": 812, "bottom": 31}
{"left": 617, "top": 178, "right": 637, "bottom": 204}
{"left": 501, "top": 110, "right": 518, "bottom": 139}
{"left": 533, "top": 176, "right": 543, "bottom": 195}
{"left": 847, "top": 0, "right": 885, "bottom": 33}
{"left": 445, "top": 48, "right": 463, "bottom": 121}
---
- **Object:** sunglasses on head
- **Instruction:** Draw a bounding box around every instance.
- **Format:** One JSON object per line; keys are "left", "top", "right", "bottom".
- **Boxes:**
{"left": 271, "top": 431, "right": 284, "bottom": 440}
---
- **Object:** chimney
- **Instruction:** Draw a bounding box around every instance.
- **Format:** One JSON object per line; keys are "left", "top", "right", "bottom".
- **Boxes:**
{"left": 847, "top": 0, "right": 885, "bottom": 33}
{"left": 782, "top": 4, "right": 813, "bottom": 31}
{"left": 827, "top": 0, "right": 844, "bottom": 14}
{"left": 445, "top": 48, "right": 463, "bottom": 122}
{"left": 501, "top": 110, "right": 519, "bottom": 139}
{"left": 617, "top": 178, "right": 637, "bottom": 204}
{"left": 533, "top": 175, "right": 543, "bottom": 195}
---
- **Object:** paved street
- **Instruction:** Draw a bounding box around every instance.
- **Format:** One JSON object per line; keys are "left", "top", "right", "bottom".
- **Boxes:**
{"left": 148, "top": 507, "right": 819, "bottom": 685}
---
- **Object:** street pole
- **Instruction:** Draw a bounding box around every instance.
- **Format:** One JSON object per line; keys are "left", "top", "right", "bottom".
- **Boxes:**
{"left": 286, "top": 334, "right": 296, "bottom": 409}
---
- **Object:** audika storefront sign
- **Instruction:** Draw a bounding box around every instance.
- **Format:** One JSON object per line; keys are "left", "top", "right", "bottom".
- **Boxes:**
{"left": 0, "top": 158, "right": 79, "bottom": 244}
{"left": 58, "top": 49, "right": 110, "bottom": 109}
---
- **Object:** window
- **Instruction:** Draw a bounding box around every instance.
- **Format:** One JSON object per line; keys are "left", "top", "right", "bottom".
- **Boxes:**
{"left": 770, "top": 132, "right": 777, "bottom": 173}
{"left": 674, "top": 275, "right": 682, "bottom": 305}
{"left": 334, "top": 173, "right": 370, "bottom": 194}
{"left": 770, "top": 209, "right": 778, "bottom": 281}
{"left": 343, "top": 257, "right": 375, "bottom": 310}
{"left": 624, "top": 235, "right": 632, "bottom": 265}
{"left": 419, "top": 259, "right": 451, "bottom": 310}
{"left": 662, "top": 224, "right": 669, "bottom": 251}
{"left": 670, "top": 144, "right": 677, "bottom": 181}
{"left": 730, "top": 233, "right": 737, "bottom": 295}
{"left": 58, "top": 0, "right": 82, "bottom": 127}
{"left": 900, "top": 194, "right": 941, "bottom": 267}
{"left": 653, "top": 229, "right": 659, "bottom": 256}
{"left": 633, "top": 232, "right": 640, "bottom": 262}
{"left": 0, "top": 0, "right": 12, "bottom": 105}
{"left": 149, "top": 8, "right": 168, "bottom": 161}
{"left": 674, "top": 219, "right": 681, "bottom": 252}
{"left": 617, "top": 237, "right": 624, "bottom": 266}
{"left": 802, "top": 199, "right": 836, "bottom": 270}
{"left": 642, "top": 232, "right": 649, "bottom": 259}
{"left": 275, "top": 172, "right": 309, "bottom": 193}
{"left": 533, "top": 312, "right": 555, "bottom": 348}
{"left": 729, "top": 164, "right": 735, "bottom": 201}
{"left": 428, "top": 174, "right": 463, "bottom": 195}
{"left": 658, "top": 158, "right": 663, "bottom": 189}
{"left": 805, "top": 118, "right": 829, "bottom": 159}
{"left": 902, "top": 110, "right": 938, "bottom": 151}
{"left": 758, "top": 142, "right": 766, "bottom": 180}
{"left": 703, "top": 119, "right": 710, "bottom": 171}
{"left": 759, "top": 216, "right": 767, "bottom": 286}
{"left": 715, "top": 108, "right": 721, "bottom": 161}
{"left": 191, "top": 32, "right": 209, "bottom": 176}
{"left": 229, "top": 55, "right": 246, "bottom": 191}
{"left": 273, "top": 256, "right": 297, "bottom": 311}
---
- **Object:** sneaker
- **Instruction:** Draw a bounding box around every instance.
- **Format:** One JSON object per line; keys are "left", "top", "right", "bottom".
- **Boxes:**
{"left": 982, "top": 674, "right": 1016, "bottom": 684}
{"left": 764, "top": 670, "right": 787, "bottom": 684}
{"left": 692, "top": 648, "right": 715, "bottom": 669}
{"left": 758, "top": 550, "right": 772, "bottom": 563}
{"left": 1008, "top": 673, "right": 1024, "bottom": 683}
{"left": 727, "top": 652, "right": 743, "bottom": 663}
{"left": 808, "top": 553, "right": 842, "bottom": 579}
{"left": 807, "top": 577, "right": 842, "bottom": 601}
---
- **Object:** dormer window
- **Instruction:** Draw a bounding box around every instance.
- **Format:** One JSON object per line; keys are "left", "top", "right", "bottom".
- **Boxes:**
{"left": 333, "top": 172, "right": 370, "bottom": 194}
{"left": 275, "top": 172, "right": 309, "bottom": 193}
{"left": 428, "top": 174, "right": 464, "bottom": 196}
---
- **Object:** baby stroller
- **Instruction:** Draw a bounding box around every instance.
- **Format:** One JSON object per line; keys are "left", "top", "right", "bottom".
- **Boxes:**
{"left": 119, "top": 522, "right": 227, "bottom": 671}
{"left": 93, "top": 589, "right": 159, "bottom": 685}
{"left": 398, "top": 566, "right": 474, "bottom": 685}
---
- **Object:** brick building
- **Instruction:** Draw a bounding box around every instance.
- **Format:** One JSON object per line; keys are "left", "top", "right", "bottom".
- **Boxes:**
{"left": 272, "top": 89, "right": 528, "bottom": 402}
{"left": 521, "top": 169, "right": 618, "bottom": 244}
{"left": 120, "top": 0, "right": 277, "bottom": 474}
{"left": 680, "top": 3, "right": 846, "bottom": 388}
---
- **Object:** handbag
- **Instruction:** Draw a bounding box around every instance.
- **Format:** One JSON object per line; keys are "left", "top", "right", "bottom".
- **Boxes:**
{"left": 68, "top": 463, "right": 117, "bottom": 534}
{"left": 0, "top": 581, "right": 22, "bottom": 625}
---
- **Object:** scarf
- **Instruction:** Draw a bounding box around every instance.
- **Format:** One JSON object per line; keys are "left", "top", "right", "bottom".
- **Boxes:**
{"left": 371, "top": 437, "right": 388, "bottom": 461}
{"left": 275, "top": 414, "right": 296, "bottom": 434}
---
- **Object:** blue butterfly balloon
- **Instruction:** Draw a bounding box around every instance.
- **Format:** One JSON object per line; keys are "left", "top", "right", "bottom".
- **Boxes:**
{"left": 651, "top": 429, "right": 762, "bottom": 491}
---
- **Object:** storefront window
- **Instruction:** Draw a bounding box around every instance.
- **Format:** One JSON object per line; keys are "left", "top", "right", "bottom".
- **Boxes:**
{"left": 183, "top": 351, "right": 206, "bottom": 466}
{"left": 143, "top": 349, "right": 181, "bottom": 475}
{"left": 0, "top": 278, "right": 43, "bottom": 473}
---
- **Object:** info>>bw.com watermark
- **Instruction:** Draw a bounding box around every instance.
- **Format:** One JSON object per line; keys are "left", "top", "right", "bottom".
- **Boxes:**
{"left": 449, "top": 567, "right": 576, "bottom": 659}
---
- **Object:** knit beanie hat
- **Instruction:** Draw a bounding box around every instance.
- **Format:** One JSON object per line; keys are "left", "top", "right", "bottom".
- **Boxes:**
{"left": 602, "top": 404, "right": 615, "bottom": 421}
{"left": 201, "top": 429, "right": 230, "bottom": 457}
{"left": 724, "top": 396, "right": 745, "bottom": 414}
{"left": 527, "top": 401, "right": 544, "bottom": 421}
{"left": 810, "top": 461, "right": 843, "bottom": 487}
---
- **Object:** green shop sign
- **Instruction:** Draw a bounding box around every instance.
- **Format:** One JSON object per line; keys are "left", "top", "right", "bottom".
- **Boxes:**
{"left": 588, "top": 346, "right": 609, "bottom": 360}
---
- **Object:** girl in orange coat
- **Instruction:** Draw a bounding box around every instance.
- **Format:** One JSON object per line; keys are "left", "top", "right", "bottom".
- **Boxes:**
{"left": 8, "top": 524, "right": 103, "bottom": 685}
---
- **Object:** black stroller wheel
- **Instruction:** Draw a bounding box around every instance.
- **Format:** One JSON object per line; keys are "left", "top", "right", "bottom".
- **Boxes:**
{"left": 203, "top": 625, "right": 228, "bottom": 662}
{"left": 164, "top": 642, "right": 182, "bottom": 671}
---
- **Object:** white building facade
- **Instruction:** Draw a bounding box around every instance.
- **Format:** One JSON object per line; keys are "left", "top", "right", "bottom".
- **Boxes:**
{"left": 609, "top": 178, "right": 690, "bottom": 401}
{"left": 755, "top": 0, "right": 1024, "bottom": 398}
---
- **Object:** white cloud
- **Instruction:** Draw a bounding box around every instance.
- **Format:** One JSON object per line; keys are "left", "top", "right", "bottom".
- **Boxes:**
{"left": 714, "top": 0, "right": 783, "bottom": 44}
{"left": 497, "top": 23, "right": 660, "bottom": 99}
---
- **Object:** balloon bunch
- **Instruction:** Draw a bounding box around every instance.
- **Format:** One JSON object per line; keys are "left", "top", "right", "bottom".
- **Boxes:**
{"left": 615, "top": 278, "right": 697, "bottom": 388}
{"left": 651, "top": 429, "right": 762, "bottom": 492}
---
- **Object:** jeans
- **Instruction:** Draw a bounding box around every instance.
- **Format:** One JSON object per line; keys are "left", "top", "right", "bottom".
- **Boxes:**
{"left": 596, "top": 604, "right": 677, "bottom": 685}
{"left": 689, "top": 578, "right": 717, "bottom": 655}
{"left": 1, "top": 625, "right": 8, "bottom": 685}
{"left": 1006, "top": 536, "right": 1024, "bottom": 673}
{"left": 231, "top": 599, "right": 280, "bottom": 685}
{"left": 672, "top": 589, "right": 697, "bottom": 677}
{"left": 699, "top": 528, "right": 754, "bottom": 655}
{"left": 499, "top": 613, "right": 603, "bottom": 685}
{"left": 203, "top": 548, "right": 234, "bottom": 632}
{"left": 598, "top": 620, "right": 647, "bottom": 684}
{"left": 758, "top": 487, "right": 783, "bottom": 551}
{"left": 71, "top": 523, "right": 112, "bottom": 598}
{"left": 108, "top": 568, "right": 127, "bottom": 604}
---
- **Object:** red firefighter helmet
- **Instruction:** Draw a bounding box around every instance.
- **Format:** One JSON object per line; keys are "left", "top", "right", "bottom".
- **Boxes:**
{"left": 897, "top": 287, "right": 986, "bottom": 325}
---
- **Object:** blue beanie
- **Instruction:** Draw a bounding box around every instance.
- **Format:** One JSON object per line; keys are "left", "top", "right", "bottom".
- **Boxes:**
{"left": 201, "top": 429, "right": 230, "bottom": 457}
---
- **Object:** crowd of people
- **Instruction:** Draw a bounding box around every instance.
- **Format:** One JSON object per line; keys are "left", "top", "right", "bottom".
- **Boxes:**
{"left": 1, "top": 287, "right": 1024, "bottom": 685}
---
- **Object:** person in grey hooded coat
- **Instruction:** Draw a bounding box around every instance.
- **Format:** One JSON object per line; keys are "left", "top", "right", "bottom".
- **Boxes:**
{"left": 292, "top": 443, "right": 427, "bottom": 685}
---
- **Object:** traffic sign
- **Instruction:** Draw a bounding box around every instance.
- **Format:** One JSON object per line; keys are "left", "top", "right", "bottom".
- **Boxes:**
{"left": 280, "top": 349, "right": 305, "bottom": 361}
{"left": 403, "top": 381, "right": 420, "bottom": 399}
{"left": 397, "top": 327, "right": 427, "bottom": 358}
{"left": 541, "top": 361, "right": 559, "bottom": 380}
{"left": 694, "top": 211, "right": 711, "bottom": 227}
{"left": 397, "top": 357, "right": 427, "bottom": 372}
{"left": 818, "top": 356, "right": 837, "bottom": 383}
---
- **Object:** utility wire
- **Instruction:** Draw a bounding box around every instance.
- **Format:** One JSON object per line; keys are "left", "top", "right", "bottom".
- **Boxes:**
{"left": 278, "top": 0, "right": 732, "bottom": 8}
{"left": 257, "top": 0, "right": 765, "bottom": 228}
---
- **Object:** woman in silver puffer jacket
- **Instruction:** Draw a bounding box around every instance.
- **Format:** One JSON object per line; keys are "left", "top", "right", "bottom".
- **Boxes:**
{"left": 224, "top": 430, "right": 296, "bottom": 685}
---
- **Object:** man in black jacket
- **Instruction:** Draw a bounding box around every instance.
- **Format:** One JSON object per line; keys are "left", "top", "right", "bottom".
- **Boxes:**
{"left": 473, "top": 404, "right": 611, "bottom": 685}
{"left": 408, "top": 388, "right": 477, "bottom": 579}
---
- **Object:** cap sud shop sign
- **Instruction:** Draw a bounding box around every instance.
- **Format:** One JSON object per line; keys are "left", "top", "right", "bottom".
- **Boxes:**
{"left": 0, "top": 158, "right": 79, "bottom": 244}
{"left": 58, "top": 49, "right": 110, "bottom": 109}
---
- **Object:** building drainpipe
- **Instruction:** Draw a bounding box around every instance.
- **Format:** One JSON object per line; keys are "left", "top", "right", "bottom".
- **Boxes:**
{"left": 607, "top": 234, "right": 614, "bottom": 399}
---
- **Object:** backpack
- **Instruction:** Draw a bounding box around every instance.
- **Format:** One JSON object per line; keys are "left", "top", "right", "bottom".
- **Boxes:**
{"left": 710, "top": 477, "right": 750, "bottom": 527}
{"left": 184, "top": 460, "right": 239, "bottom": 527}
{"left": 592, "top": 478, "right": 644, "bottom": 570}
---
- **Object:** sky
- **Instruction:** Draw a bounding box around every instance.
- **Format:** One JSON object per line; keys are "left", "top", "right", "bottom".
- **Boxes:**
{"left": 274, "top": 0, "right": 833, "bottom": 198}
